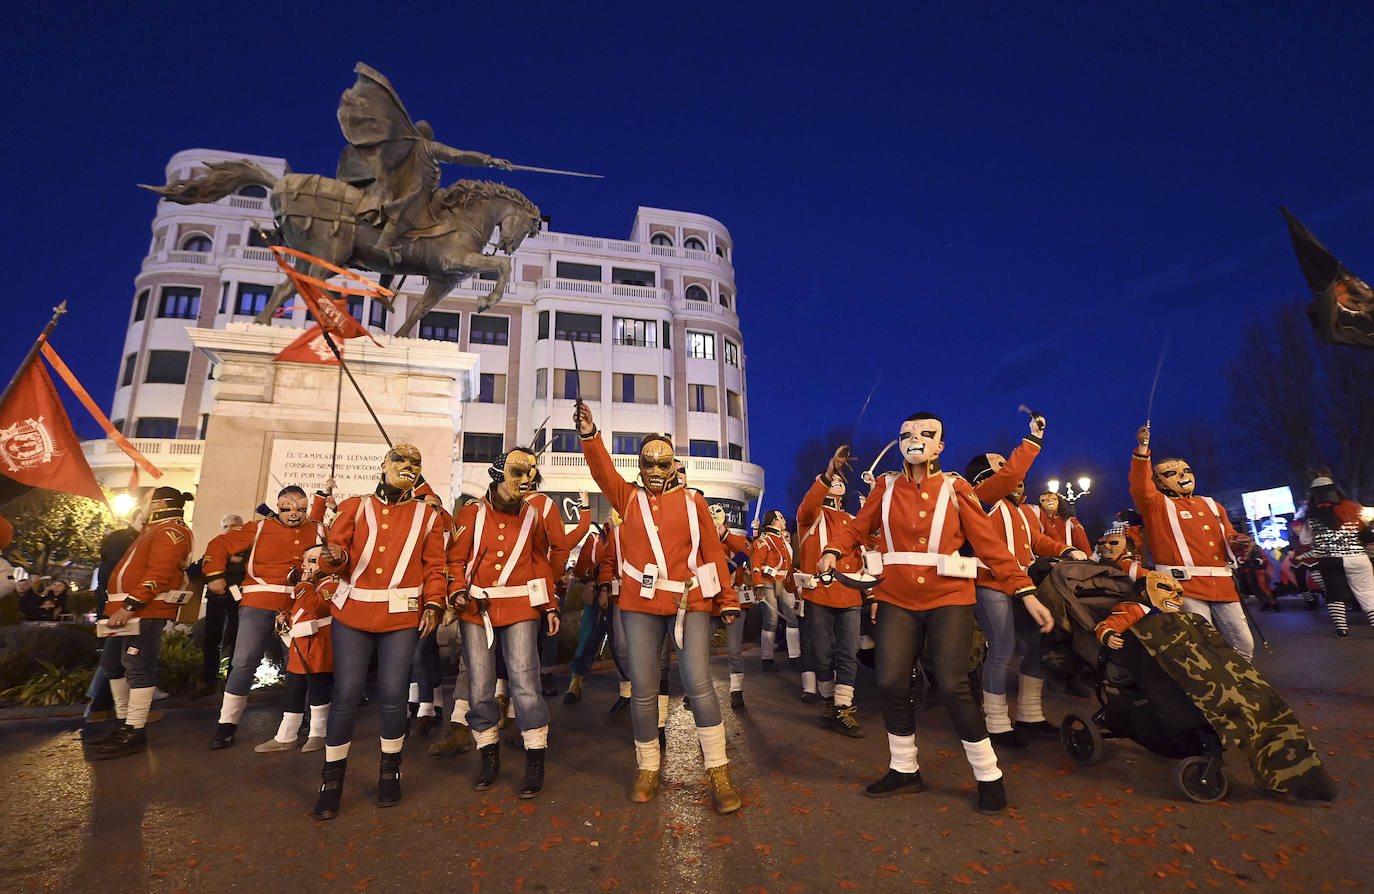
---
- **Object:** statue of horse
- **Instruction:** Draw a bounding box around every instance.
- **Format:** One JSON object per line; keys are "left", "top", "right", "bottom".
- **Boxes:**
{"left": 141, "top": 160, "right": 542, "bottom": 335}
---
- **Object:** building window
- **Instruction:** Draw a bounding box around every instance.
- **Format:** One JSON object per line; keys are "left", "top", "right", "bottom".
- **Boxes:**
{"left": 535, "top": 367, "right": 548, "bottom": 399}
{"left": 346, "top": 295, "right": 364, "bottom": 321}
{"left": 419, "top": 311, "right": 461, "bottom": 342}
{"left": 684, "top": 237, "right": 706, "bottom": 252}
{"left": 726, "top": 389, "right": 742, "bottom": 420}
{"left": 476, "top": 373, "right": 506, "bottom": 404}
{"left": 716, "top": 245, "right": 726, "bottom": 258}
{"left": 238, "top": 184, "right": 268, "bottom": 198}
{"left": 144, "top": 350, "right": 190, "bottom": 384}
{"left": 218, "top": 282, "right": 228, "bottom": 314}
{"left": 247, "top": 225, "right": 272, "bottom": 247}
{"left": 462, "top": 433, "right": 504, "bottom": 464}
{"left": 133, "top": 290, "right": 149, "bottom": 322}
{"left": 663, "top": 376, "right": 672, "bottom": 406}
{"left": 689, "top": 439, "right": 719, "bottom": 458}
{"left": 611, "top": 267, "right": 656, "bottom": 287}
{"left": 662, "top": 322, "right": 671, "bottom": 351}
{"left": 551, "top": 429, "right": 581, "bottom": 453}
{"left": 554, "top": 369, "right": 600, "bottom": 400}
{"left": 650, "top": 233, "right": 673, "bottom": 247}
{"left": 612, "top": 317, "right": 657, "bottom": 347}
{"left": 724, "top": 339, "right": 740, "bottom": 368}
{"left": 555, "top": 311, "right": 601, "bottom": 343}
{"left": 686, "top": 330, "right": 715, "bottom": 359}
{"left": 134, "top": 417, "right": 179, "bottom": 439}
{"left": 199, "top": 414, "right": 210, "bottom": 439}
{"left": 555, "top": 261, "right": 600, "bottom": 281}
{"left": 614, "top": 373, "right": 658, "bottom": 404}
{"left": 537, "top": 310, "right": 549, "bottom": 340}
{"left": 369, "top": 300, "right": 389, "bottom": 329}
{"left": 111, "top": 418, "right": 124, "bottom": 434}
{"left": 719, "top": 292, "right": 731, "bottom": 308}
{"left": 531, "top": 427, "right": 547, "bottom": 453}
{"left": 469, "top": 314, "right": 509, "bottom": 346}
{"left": 181, "top": 234, "right": 212, "bottom": 252}
{"left": 685, "top": 284, "right": 709, "bottom": 302}
{"left": 728, "top": 442, "right": 743, "bottom": 460}
{"left": 158, "top": 287, "right": 200, "bottom": 320}
{"left": 611, "top": 432, "right": 650, "bottom": 455}
{"left": 689, "top": 384, "right": 718, "bottom": 413}
{"left": 235, "top": 284, "right": 271, "bottom": 316}
{"left": 120, "top": 354, "right": 137, "bottom": 387}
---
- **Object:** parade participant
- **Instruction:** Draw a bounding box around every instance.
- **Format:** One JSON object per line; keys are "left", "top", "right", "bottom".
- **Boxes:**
{"left": 1096, "top": 570, "right": 1185, "bottom": 647}
{"left": 203, "top": 486, "right": 326, "bottom": 749}
{"left": 1130, "top": 426, "right": 1256, "bottom": 659}
{"left": 793, "top": 445, "right": 867, "bottom": 735}
{"left": 711, "top": 503, "right": 753, "bottom": 710}
{"left": 575, "top": 403, "right": 744, "bottom": 813}
{"left": 429, "top": 496, "right": 482, "bottom": 759}
{"left": 93, "top": 487, "right": 195, "bottom": 759}
{"left": 527, "top": 481, "right": 590, "bottom": 697}
{"left": 407, "top": 488, "right": 457, "bottom": 736}
{"left": 1033, "top": 491, "right": 1092, "bottom": 554}
{"left": 751, "top": 510, "right": 797, "bottom": 670}
{"left": 817, "top": 413, "right": 1052, "bottom": 813}
{"left": 256, "top": 544, "right": 335, "bottom": 753}
{"left": 447, "top": 448, "right": 563, "bottom": 797}
{"left": 1095, "top": 531, "right": 1143, "bottom": 580}
{"left": 1299, "top": 476, "right": 1374, "bottom": 636}
{"left": 197, "top": 513, "right": 244, "bottom": 695}
{"left": 965, "top": 416, "right": 1084, "bottom": 747}
{"left": 313, "top": 445, "right": 448, "bottom": 819}
{"left": 564, "top": 508, "right": 620, "bottom": 705}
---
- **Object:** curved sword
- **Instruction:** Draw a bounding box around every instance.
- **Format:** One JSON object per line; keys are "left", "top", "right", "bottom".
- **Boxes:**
{"left": 865, "top": 439, "right": 898, "bottom": 483}
{"left": 505, "top": 162, "right": 603, "bottom": 179}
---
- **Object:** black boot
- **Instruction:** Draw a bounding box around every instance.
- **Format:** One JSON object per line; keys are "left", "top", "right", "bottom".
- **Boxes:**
{"left": 210, "top": 722, "right": 237, "bottom": 749}
{"left": 761, "top": 658, "right": 777, "bottom": 672}
{"left": 977, "top": 778, "right": 1008, "bottom": 814}
{"left": 608, "top": 696, "right": 631, "bottom": 718}
{"left": 730, "top": 690, "right": 745, "bottom": 711}
{"left": 540, "top": 673, "right": 558, "bottom": 697}
{"left": 378, "top": 753, "right": 402, "bottom": 807}
{"left": 94, "top": 723, "right": 146, "bottom": 760}
{"left": 313, "top": 758, "right": 347, "bottom": 820}
{"left": 474, "top": 743, "right": 500, "bottom": 791}
{"left": 519, "top": 748, "right": 546, "bottom": 799}
{"left": 864, "top": 768, "right": 926, "bottom": 798}
{"left": 989, "top": 729, "right": 1028, "bottom": 750}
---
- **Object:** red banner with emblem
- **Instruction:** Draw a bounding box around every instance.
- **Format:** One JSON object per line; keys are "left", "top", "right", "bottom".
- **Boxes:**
{"left": 0, "top": 355, "right": 106, "bottom": 504}
{"left": 271, "top": 246, "right": 387, "bottom": 346}
{"left": 274, "top": 325, "right": 342, "bottom": 365}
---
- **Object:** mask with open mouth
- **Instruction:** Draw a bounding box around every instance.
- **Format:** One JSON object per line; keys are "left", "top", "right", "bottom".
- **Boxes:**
{"left": 381, "top": 444, "right": 423, "bottom": 491}
{"left": 490, "top": 449, "right": 538, "bottom": 503}
{"left": 899, "top": 414, "right": 944, "bottom": 474}
{"left": 638, "top": 436, "right": 676, "bottom": 495}
{"left": 1152, "top": 459, "right": 1195, "bottom": 497}
{"left": 1095, "top": 532, "right": 1131, "bottom": 563}
{"left": 1141, "top": 570, "right": 1184, "bottom": 612}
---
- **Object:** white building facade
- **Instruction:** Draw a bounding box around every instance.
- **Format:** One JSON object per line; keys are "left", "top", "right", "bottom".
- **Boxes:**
{"left": 88, "top": 148, "right": 763, "bottom": 523}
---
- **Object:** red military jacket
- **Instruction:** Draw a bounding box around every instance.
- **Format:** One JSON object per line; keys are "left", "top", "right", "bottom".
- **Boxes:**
{"left": 750, "top": 528, "right": 794, "bottom": 586}
{"left": 580, "top": 430, "right": 738, "bottom": 616}
{"left": 1030, "top": 507, "right": 1092, "bottom": 555}
{"left": 203, "top": 517, "right": 328, "bottom": 612}
{"left": 826, "top": 468, "right": 1033, "bottom": 611}
{"left": 448, "top": 489, "right": 557, "bottom": 628}
{"left": 572, "top": 527, "right": 608, "bottom": 581}
{"left": 104, "top": 512, "right": 194, "bottom": 620}
{"left": 795, "top": 476, "right": 863, "bottom": 609}
{"left": 1130, "top": 450, "right": 1242, "bottom": 603}
{"left": 713, "top": 529, "right": 752, "bottom": 617}
{"left": 322, "top": 488, "right": 447, "bottom": 632}
{"left": 975, "top": 498, "right": 1072, "bottom": 593}
{"left": 284, "top": 575, "right": 336, "bottom": 675}
{"left": 596, "top": 525, "right": 624, "bottom": 605}
{"left": 524, "top": 492, "right": 587, "bottom": 571}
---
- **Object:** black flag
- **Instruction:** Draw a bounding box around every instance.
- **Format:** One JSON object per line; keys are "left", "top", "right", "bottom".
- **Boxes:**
{"left": 1280, "top": 206, "right": 1374, "bottom": 349}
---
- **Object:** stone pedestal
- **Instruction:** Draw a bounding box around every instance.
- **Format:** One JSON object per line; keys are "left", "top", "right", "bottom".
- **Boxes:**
{"left": 187, "top": 323, "right": 479, "bottom": 549}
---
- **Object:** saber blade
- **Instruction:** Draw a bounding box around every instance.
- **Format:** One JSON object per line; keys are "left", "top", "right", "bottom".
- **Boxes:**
{"left": 506, "top": 162, "right": 604, "bottom": 179}
{"left": 849, "top": 373, "right": 883, "bottom": 443}
{"left": 866, "top": 438, "right": 898, "bottom": 478}
{"left": 752, "top": 487, "right": 765, "bottom": 526}
{"left": 1145, "top": 337, "right": 1171, "bottom": 427}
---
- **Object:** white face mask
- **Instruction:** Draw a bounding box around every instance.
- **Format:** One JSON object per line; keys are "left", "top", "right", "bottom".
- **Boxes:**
{"left": 899, "top": 418, "right": 943, "bottom": 468}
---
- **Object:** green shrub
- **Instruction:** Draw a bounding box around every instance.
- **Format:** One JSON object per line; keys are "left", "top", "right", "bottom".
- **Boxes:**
{"left": 0, "top": 625, "right": 99, "bottom": 689}
{"left": 65, "top": 590, "right": 98, "bottom": 617}
{"left": 0, "top": 660, "right": 94, "bottom": 706}
{"left": 157, "top": 630, "right": 205, "bottom": 696}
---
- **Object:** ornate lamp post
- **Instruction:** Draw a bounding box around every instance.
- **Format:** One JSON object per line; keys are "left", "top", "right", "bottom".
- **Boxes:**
{"left": 1046, "top": 476, "right": 1092, "bottom": 504}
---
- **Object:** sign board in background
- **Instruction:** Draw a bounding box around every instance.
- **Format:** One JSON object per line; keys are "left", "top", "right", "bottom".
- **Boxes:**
{"left": 267, "top": 439, "right": 414, "bottom": 506}
{"left": 1241, "top": 486, "right": 1296, "bottom": 521}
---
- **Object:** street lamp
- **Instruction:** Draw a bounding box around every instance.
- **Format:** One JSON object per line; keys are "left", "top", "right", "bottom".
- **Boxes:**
{"left": 112, "top": 492, "right": 136, "bottom": 517}
{"left": 1046, "top": 476, "right": 1092, "bottom": 503}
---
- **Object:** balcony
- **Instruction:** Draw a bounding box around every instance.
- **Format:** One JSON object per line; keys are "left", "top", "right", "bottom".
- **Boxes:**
{"left": 529, "top": 231, "right": 733, "bottom": 274}
{"left": 535, "top": 278, "right": 671, "bottom": 306}
{"left": 82, "top": 438, "right": 205, "bottom": 464}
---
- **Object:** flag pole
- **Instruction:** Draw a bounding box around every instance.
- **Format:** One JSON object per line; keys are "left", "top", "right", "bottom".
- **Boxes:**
{"left": 317, "top": 328, "right": 391, "bottom": 448}
{"left": 330, "top": 362, "right": 343, "bottom": 479}
{"left": 0, "top": 301, "right": 67, "bottom": 410}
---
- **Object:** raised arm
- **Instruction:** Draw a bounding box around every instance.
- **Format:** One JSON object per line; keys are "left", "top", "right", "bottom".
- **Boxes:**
{"left": 575, "top": 403, "right": 636, "bottom": 515}
{"left": 1129, "top": 426, "right": 1160, "bottom": 515}
{"left": 973, "top": 431, "right": 1043, "bottom": 504}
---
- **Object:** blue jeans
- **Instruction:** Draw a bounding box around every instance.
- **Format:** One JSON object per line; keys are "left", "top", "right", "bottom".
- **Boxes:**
{"left": 327, "top": 620, "right": 418, "bottom": 746}
{"left": 411, "top": 630, "right": 441, "bottom": 700}
{"left": 611, "top": 605, "right": 630, "bottom": 683}
{"left": 282, "top": 671, "right": 333, "bottom": 713}
{"left": 98, "top": 619, "right": 167, "bottom": 688}
{"left": 759, "top": 580, "right": 799, "bottom": 658}
{"left": 974, "top": 585, "right": 1042, "bottom": 695}
{"left": 226, "top": 605, "right": 277, "bottom": 697}
{"left": 570, "top": 601, "right": 610, "bottom": 677}
{"left": 621, "top": 610, "right": 721, "bottom": 744}
{"left": 803, "top": 601, "right": 860, "bottom": 687}
{"left": 463, "top": 618, "right": 547, "bottom": 733}
{"left": 1181, "top": 597, "right": 1254, "bottom": 661}
{"left": 712, "top": 612, "right": 747, "bottom": 675}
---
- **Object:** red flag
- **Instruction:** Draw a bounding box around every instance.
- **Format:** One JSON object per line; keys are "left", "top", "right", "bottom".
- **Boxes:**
{"left": 0, "top": 356, "right": 106, "bottom": 504}
{"left": 271, "top": 248, "right": 383, "bottom": 346}
{"left": 274, "top": 325, "right": 341, "bottom": 365}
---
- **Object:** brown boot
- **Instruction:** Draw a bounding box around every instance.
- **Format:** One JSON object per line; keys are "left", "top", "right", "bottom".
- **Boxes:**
{"left": 706, "top": 764, "right": 742, "bottom": 814}
{"left": 428, "top": 723, "right": 474, "bottom": 757}
{"left": 630, "top": 768, "right": 661, "bottom": 803}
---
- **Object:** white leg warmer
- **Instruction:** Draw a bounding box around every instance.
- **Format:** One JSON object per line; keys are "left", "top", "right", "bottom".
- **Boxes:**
{"left": 473, "top": 727, "right": 499, "bottom": 748}
{"left": 126, "top": 687, "right": 154, "bottom": 729}
{"left": 801, "top": 670, "right": 818, "bottom": 694}
{"left": 729, "top": 672, "right": 744, "bottom": 692}
{"left": 1017, "top": 675, "right": 1046, "bottom": 723}
{"left": 218, "top": 692, "right": 248, "bottom": 725}
{"left": 495, "top": 678, "right": 509, "bottom": 698}
{"left": 657, "top": 694, "right": 669, "bottom": 727}
{"left": 522, "top": 725, "right": 549, "bottom": 750}
{"left": 962, "top": 738, "right": 1003, "bottom": 782}
{"left": 325, "top": 742, "right": 350, "bottom": 761}
{"left": 275, "top": 711, "right": 303, "bottom": 743}
{"left": 761, "top": 629, "right": 775, "bottom": 660}
{"left": 635, "top": 739, "right": 661, "bottom": 772}
{"left": 785, "top": 627, "right": 802, "bottom": 659}
{"left": 982, "top": 691, "right": 1012, "bottom": 734}
{"left": 417, "top": 701, "right": 436, "bottom": 718}
{"left": 619, "top": 680, "right": 632, "bottom": 698}
{"left": 408, "top": 682, "right": 420, "bottom": 703}
{"left": 309, "top": 703, "right": 329, "bottom": 738}
{"left": 451, "top": 697, "right": 470, "bottom": 724}
{"left": 834, "top": 683, "right": 854, "bottom": 708}
{"left": 819, "top": 679, "right": 837, "bottom": 700}
{"left": 109, "top": 676, "right": 130, "bottom": 721}
{"left": 887, "top": 732, "right": 919, "bottom": 773}
{"left": 380, "top": 735, "right": 404, "bottom": 754}
{"left": 697, "top": 723, "right": 728, "bottom": 769}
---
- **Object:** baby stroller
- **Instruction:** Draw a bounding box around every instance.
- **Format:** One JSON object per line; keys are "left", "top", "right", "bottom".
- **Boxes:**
{"left": 1037, "top": 562, "right": 1230, "bottom": 803}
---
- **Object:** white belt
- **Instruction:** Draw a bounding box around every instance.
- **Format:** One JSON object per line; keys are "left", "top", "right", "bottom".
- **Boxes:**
{"left": 345, "top": 586, "right": 423, "bottom": 603}
{"left": 289, "top": 617, "right": 331, "bottom": 638}
{"left": 621, "top": 562, "right": 694, "bottom": 594}
{"left": 111, "top": 590, "right": 193, "bottom": 605}
{"left": 471, "top": 584, "right": 532, "bottom": 600}
{"left": 242, "top": 583, "right": 292, "bottom": 595}
{"left": 1156, "top": 564, "right": 1233, "bottom": 579}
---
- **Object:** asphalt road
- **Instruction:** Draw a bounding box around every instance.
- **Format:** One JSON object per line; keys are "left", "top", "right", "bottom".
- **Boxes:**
{"left": 1, "top": 601, "right": 1370, "bottom": 892}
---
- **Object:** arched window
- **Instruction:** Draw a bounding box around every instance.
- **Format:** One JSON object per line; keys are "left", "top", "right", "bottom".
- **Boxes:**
{"left": 651, "top": 233, "right": 673, "bottom": 247}
{"left": 685, "top": 284, "right": 708, "bottom": 302}
{"left": 238, "top": 184, "right": 268, "bottom": 198}
{"left": 716, "top": 245, "right": 726, "bottom": 257}
{"left": 719, "top": 292, "right": 730, "bottom": 308}
{"left": 181, "top": 234, "right": 212, "bottom": 252}
{"left": 684, "top": 237, "right": 706, "bottom": 252}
